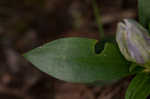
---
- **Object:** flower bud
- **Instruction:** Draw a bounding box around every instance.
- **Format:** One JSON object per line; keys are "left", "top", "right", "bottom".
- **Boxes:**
{"left": 116, "top": 19, "right": 150, "bottom": 66}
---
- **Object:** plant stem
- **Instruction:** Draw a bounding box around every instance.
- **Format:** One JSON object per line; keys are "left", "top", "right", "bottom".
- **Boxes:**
{"left": 92, "top": 0, "right": 105, "bottom": 40}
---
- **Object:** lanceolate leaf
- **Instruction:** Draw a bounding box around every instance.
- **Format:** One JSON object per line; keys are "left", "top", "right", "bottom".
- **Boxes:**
{"left": 138, "top": 0, "right": 150, "bottom": 27}
{"left": 24, "top": 37, "right": 131, "bottom": 83}
{"left": 125, "top": 73, "right": 150, "bottom": 99}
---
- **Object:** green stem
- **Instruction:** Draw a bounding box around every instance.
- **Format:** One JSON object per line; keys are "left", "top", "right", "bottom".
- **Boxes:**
{"left": 92, "top": 0, "right": 105, "bottom": 40}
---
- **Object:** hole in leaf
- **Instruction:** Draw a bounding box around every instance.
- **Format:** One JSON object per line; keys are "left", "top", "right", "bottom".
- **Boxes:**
{"left": 95, "top": 41, "right": 105, "bottom": 54}
{"left": 95, "top": 36, "right": 115, "bottom": 54}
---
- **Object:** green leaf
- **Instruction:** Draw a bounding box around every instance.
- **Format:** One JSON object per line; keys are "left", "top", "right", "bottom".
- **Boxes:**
{"left": 138, "top": 0, "right": 150, "bottom": 27}
{"left": 125, "top": 73, "right": 150, "bottom": 99}
{"left": 129, "top": 63, "right": 144, "bottom": 73}
{"left": 24, "top": 37, "right": 131, "bottom": 83}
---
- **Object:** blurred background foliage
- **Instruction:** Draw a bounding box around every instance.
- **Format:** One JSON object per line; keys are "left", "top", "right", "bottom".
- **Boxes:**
{"left": 0, "top": 0, "right": 137, "bottom": 99}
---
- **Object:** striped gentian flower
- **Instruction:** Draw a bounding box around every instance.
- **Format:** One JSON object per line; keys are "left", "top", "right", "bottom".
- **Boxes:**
{"left": 116, "top": 19, "right": 150, "bottom": 67}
